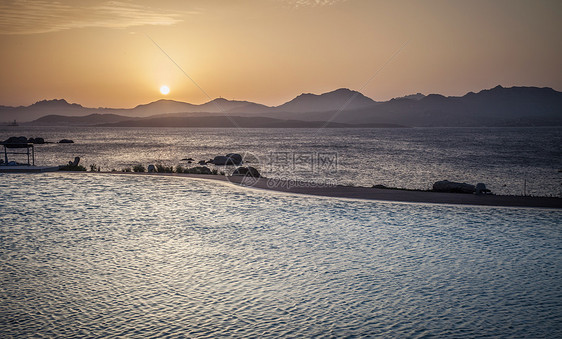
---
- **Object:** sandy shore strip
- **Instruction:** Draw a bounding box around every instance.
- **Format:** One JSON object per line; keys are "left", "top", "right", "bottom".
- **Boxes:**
{"left": 87, "top": 172, "right": 562, "bottom": 209}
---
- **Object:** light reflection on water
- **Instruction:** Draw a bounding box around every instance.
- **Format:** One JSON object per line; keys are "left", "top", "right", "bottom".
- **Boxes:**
{"left": 1, "top": 173, "right": 561, "bottom": 337}
{"left": 0, "top": 126, "right": 561, "bottom": 196}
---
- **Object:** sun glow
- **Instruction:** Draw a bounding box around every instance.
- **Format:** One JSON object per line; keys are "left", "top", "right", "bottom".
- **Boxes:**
{"left": 160, "top": 85, "right": 170, "bottom": 95}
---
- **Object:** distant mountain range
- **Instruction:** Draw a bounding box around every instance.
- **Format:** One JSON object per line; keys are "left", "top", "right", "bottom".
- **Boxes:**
{"left": 98, "top": 116, "right": 403, "bottom": 129}
{"left": 1, "top": 86, "right": 561, "bottom": 127}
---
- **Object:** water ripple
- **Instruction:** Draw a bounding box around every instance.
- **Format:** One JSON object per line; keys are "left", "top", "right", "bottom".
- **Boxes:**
{"left": 1, "top": 173, "right": 561, "bottom": 337}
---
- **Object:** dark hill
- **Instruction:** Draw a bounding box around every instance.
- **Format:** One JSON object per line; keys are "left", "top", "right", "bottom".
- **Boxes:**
{"left": 274, "top": 88, "right": 376, "bottom": 113}
{"left": 97, "top": 115, "right": 405, "bottom": 128}
{"left": 299, "top": 86, "right": 562, "bottom": 127}
{"left": 29, "top": 113, "right": 136, "bottom": 126}
{"left": 4, "top": 85, "right": 562, "bottom": 127}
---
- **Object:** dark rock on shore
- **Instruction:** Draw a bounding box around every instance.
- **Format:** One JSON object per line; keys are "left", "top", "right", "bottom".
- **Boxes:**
{"left": 211, "top": 156, "right": 228, "bottom": 165}
{"left": 232, "top": 166, "right": 261, "bottom": 178}
{"left": 226, "top": 153, "right": 243, "bottom": 165}
{"left": 2, "top": 136, "right": 48, "bottom": 145}
{"left": 433, "top": 180, "right": 476, "bottom": 194}
{"left": 28, "top": 137, "right": 45, "bottom": 144}
{"left": 475, "top": 183, "right": 492, "bottom": 195}
{"left": 59, "top": 139, "right": 74, "bottom": 143}
{"left": 211, "top": 153, "right": 243, "bottom": 166}
{"left": 2, "top": 136, "right": 29, "bottom": 145}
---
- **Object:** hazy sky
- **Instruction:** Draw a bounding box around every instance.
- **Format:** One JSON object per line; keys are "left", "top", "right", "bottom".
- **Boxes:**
{"left": 1, "top": 0, "right": 561, "bottom": 107}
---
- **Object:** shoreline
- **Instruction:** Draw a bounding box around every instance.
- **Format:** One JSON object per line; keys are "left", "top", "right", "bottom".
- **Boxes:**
{"left": 88, "top": 172, "right": 562, "bottom": 209}
{"left": 4, "top": 169, "right": 560, "bottom": 208}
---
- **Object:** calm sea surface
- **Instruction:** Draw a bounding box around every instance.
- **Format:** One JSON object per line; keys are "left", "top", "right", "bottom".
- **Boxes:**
{"left": 1, "top": 173, "right": 561, "bottom": 337}
{"left": 1, "top": 126, "right": 561, "bottom": 196}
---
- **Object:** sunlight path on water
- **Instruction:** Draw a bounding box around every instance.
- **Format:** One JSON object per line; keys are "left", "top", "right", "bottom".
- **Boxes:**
{"left": 1, "top": 173, "right": 561, "bottom": 337}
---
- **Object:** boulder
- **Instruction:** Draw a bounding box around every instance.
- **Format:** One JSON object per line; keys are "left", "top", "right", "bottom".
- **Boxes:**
{"left": 212, "top": 156, "right": 229, "bottom": 165}
{"left": 225, "top": 153, "right": 243, "bottom": 165}
{"left": 212, "top": 153, "right": 243, "bottom": 166}
{"left": 3, "top": 136, "right": 28, "bottom": 145}
{"left": 432, "top": 180, "right": 475, "bottom": 194}
{"left": 59, "top": 139, "right": 74, "bottom": 143}
{"left": 198, "top": 160, "right": 207, "bottom": 165}
{"left": 28, "top": 137, "right": 45, "bottom": 144}
{"left": 211, "top": 155, "right": 228, "bottom": 166}
{"left": 232, "top": 166, "right": 261, "bottom": 178}
{"left": 475, "top": 183, "right": 491, "bottom": 195}
{"left": 147, "top": 164, "right": 156, "bottom": 173}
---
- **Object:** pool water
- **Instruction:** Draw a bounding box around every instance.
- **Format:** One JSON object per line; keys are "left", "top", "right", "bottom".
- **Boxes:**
{"left": 1, "top": 173, "right": 561, "bottom": 337}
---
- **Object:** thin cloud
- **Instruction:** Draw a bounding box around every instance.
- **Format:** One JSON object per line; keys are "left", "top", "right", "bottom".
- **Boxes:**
{"left": 0, "top": 1, "right": 193, "bottom": 35}
{"left": 282, "top": 0, "right": 348, "bottom": 7}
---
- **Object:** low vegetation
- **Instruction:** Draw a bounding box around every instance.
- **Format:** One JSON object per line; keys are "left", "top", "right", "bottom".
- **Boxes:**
{"left": 133, "top": 164, "right": 146, "bottom": 172}
{"left": 59, "top": 163, "right": 86, "bottom": 171}
{"left": 146, "top": 163, "right": 219, "bottom": 175}
{"left": 183, "top": 166, "right": 214, "bottom": 175}
{"left": 156, "top": 164, "right": 174, "bottom": 173}
{"left": 76, "top": 161, "right": 222, "bottom": 175}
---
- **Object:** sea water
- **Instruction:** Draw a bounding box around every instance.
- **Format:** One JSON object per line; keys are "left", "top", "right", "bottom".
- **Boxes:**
{"left": 1, "top": 173, "right": 561, "bottom": 337}
{"left": 1, "top": 126, "right": 561, "bottom": 196}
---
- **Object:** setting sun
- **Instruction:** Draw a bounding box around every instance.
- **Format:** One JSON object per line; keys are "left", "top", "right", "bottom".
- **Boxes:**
{"left": 160, "top": 85, "right": 170, "bottom": 95}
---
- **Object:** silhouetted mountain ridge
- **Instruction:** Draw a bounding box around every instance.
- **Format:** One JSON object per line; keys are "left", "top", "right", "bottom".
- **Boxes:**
{"left": 131, "top": 99, "right": 198, "bottom": 115}
{"left": 96, "top": 115, "right": 404, "bottom": 128}
{"left": 399, "top": 93, "right": 425, "bottom": 100}
{"left": 2, "top": 85, "right": 561, "bottom": 127}
{"left": 328, "top": 85, "right": 562, "bottom": 126}
{"left": 275, "top": 88, "right": 376, "bottom": 113}
{"left": 30, "top": 113, "right": 136, "bottom": 126}
{"left": 30, "top": 99, "right": 80, "bottom": 108}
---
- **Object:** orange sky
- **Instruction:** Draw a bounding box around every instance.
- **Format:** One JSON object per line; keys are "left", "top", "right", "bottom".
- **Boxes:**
{"left": 1, "top": 0, "right": 561, "bottom": 108}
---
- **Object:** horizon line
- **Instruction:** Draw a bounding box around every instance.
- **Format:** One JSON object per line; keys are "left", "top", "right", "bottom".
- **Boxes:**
{"left": 1, "top": 84, "right": 559, "bottom": 109}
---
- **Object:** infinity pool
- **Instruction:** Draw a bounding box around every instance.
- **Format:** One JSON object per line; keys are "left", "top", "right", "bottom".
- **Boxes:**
{"left": 1, "top": 173, "right": 561, "bottom": 337}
